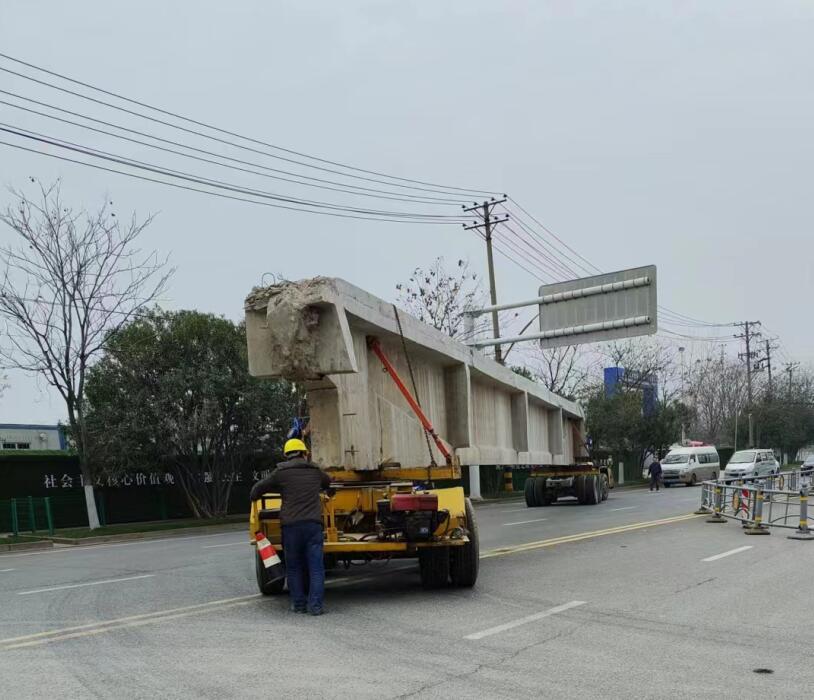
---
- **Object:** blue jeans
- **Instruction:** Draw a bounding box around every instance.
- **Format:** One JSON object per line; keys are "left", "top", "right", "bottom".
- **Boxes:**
{"left": 282, "top": 521, "right": 325, "bottom": 612}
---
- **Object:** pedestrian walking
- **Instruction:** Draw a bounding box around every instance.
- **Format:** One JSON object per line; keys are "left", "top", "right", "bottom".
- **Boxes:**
{"left": 648, "top": 455, "right": 663, "bottom": 492}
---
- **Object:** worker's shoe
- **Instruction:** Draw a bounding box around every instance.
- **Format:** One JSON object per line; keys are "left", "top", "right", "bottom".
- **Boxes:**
{"left": 308, "top": 607, "right": 325, "bottom": 616}
{"left": 290, "top": 605, "right": 307, "bottom": 614}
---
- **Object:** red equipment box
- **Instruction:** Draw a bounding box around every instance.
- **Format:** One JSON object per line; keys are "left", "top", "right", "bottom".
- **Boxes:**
{"left": 390, "top": 493, "right": 439, "bottom": 512}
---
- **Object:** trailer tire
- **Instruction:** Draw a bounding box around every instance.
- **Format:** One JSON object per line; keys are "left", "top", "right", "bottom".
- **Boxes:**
{"left": 574, "top": 475, "right": 586, "bottom": 504}
{"left": 583, "top": 475, "right": 600, "bottom": 505}
{"left": 600, "top": 473, "right": 609, "bottom": 501}
{"left": 419, "top": 546, "right": 450, "bottom": 588}
{"left": 450, "top": 498, "right": 479, "bottom": 587}
{"left": 524, "top": 477, "right": 538, "bottom": 507}
{"left": 534, "top": 477, "right": 554, "bottom": 506}
{"left": 255, "top": 550, "right": 286, "bottom": 595}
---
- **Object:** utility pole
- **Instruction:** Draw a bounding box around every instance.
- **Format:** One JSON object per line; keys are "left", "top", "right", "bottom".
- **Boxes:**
{"left": 463, "top": 197, "right": 508, "bottom": 363}
{"left": 735, "top": 320, "right": 761, "bottom": 448}
{"left": 758, "top": 338, "right": 779, "bottom": 399}
{"left": 785, "top": 361, "right": 800, "bottom": 400}
{"left": 678, "top": 346, "right": 686, "bottom": 444}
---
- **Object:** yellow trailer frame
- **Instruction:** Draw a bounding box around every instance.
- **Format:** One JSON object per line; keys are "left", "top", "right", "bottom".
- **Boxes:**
{"left": 249, "top": 465, "right": 478, "bottom": 592}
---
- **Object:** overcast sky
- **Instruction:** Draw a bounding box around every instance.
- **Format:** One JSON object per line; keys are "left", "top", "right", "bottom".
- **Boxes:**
{"left": 0, "top": 1, "right": 812, "bottom": 423}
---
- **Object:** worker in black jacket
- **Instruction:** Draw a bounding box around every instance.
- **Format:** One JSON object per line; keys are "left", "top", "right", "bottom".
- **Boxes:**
{"left": 250, "top": 439, "right": 332, "bottom": 615}
{"left": 648, "top": 455, "right": 663, "bottom": 492}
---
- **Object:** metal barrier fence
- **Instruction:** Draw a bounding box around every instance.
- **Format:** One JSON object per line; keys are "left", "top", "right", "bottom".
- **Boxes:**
{"left": 696, "top": 470, "right": 814, "bottom": 540}
{"left": 0, "top": 497, "right": 55, "bottom": 536}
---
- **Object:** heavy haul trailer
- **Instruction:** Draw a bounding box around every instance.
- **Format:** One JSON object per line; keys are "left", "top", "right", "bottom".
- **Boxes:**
{"left": 244, "top": 277, "right": 587, "bottom": 592}
{"left": 248, "top": 336, "right": 479, "bottom": 591}
{"left": 250, "top": 468, "right": 479, "bottom": 592}
{"left": 523, "top": 463, "right": 613, "bottom": 507}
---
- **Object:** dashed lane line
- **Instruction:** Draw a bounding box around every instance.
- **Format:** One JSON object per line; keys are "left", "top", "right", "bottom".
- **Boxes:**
{"left": 464, "top": 601, "right": 587, "bottom": 640}
{"left": 18, "top": 574, "right": 155, "bottom": 596}
{"left": 201, "top": 541, "right": 249, "bottom": 549}
{"left": 702, "top": 546, "right": 753, "bottom": 562}
{"left": 0, "top": 567, "right": 414, "bottom": 650}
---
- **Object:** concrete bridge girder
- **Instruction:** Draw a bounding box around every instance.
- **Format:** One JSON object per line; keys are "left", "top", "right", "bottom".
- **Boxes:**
{"left": 245, "top": 277, "right": 585, "bottom": 470}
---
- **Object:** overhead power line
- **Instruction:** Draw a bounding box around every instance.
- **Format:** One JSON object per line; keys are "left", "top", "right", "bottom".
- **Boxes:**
{"left": 0, "top": 53, "right": 499, "bottom": 197}
{"left": 506, "top": 197, "right": 601, "bottom": 275}
{"left": 0, "top": 91, "right": 465, "bottom": 206}
{"left": 0, "top": 125, "right": 468, "bottom": 223}
{"left": 0, "top": 51, "right": 780, "bottom": 351}
{"left": 0, "top": 138, "right": 465, "bottom": 225}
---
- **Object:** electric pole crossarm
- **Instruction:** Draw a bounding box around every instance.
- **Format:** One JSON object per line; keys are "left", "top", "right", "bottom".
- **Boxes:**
{"left": 463, "top": 214, "right": 509, "bottom": 231}
{"left": 461, "top": 197, "right": 508, "bottom": 364}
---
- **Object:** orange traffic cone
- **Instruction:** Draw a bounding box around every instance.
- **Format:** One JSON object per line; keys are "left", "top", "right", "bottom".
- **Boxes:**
{"left": 255, "top": 531, "right": 285, "bottom": 583}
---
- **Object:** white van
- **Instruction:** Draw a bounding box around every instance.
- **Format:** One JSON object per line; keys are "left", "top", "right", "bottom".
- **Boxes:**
{"left": 660, "top": 445, "right": 720, "bottom": 487}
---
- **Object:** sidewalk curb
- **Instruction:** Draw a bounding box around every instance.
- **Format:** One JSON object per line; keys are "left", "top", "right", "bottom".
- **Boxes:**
{"left": 0, "top": 540, "right": 53, "bottom": 552}
{"left": 46, "top": 522, "right": 247, "bottom": 546}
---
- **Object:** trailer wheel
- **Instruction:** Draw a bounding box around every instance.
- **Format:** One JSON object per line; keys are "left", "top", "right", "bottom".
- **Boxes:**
{"left": 450, "top": 498, "right": 479, "bottom": 587}
{"left": 600, "top": 474, "right": 609, "bottom": 501}
{"left": 574, "top": 474, "right": 586, "bottom": 504}
{"left": 524, "top": 477, "right": 538, "bottom": 507}
{"left": 419, "top": 546, "right": 450, "bottom": 588}
{"left": 255, "top": 550, "right": 286, "bottom": 595}
{"left": 533, "top": 477, "right": 553, "bottom": 506}
{"left": 582, "top": 475, "right": 600, "bottom": 505}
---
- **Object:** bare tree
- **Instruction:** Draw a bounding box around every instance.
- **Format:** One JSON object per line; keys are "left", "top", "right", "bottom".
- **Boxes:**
{"left": 0, "top": 181, "right": 174, "bottom": 528}
{"left": 684, "top": 352, "right": 749, "bottom": 445}
{"left": 601, "top": 340, "right": 680, "bottom": 403}
{"left": 507, "top": 344, "right": 593, "bottom": 399}
{"left": 396, "top": 257, "right": 486, "bottom": 339}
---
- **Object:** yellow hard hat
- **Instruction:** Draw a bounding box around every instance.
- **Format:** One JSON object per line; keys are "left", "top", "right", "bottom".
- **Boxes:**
{"left": 284, "top": 438, "right": 308, "bottom": 456}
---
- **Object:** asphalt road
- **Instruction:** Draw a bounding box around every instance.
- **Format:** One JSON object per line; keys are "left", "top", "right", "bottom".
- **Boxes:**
{"left": 1, "top": 484, "right": 811, "bottom": 699}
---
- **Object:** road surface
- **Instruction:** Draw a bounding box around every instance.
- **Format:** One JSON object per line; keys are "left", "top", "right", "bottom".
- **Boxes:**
{"left": 1, "top": 485, "right": 810, "bottom": 698}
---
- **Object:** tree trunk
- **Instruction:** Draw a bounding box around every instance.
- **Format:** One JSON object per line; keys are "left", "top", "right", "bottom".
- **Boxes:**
{"left": 79, "top": 450, "right": 101, "bottom": 529}
{"left": 70, "top": 402, "right": 101, "bottom": 530}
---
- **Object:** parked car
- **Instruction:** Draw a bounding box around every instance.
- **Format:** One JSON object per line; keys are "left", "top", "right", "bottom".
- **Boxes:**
{"left": 660, "top": 445, "right": 720, "bottom": 487}
{"left": 801, "top": 455, "right": 814, "bottom": 475}
{"left": 723, "top": 450, "right": 779, "bottom": 481}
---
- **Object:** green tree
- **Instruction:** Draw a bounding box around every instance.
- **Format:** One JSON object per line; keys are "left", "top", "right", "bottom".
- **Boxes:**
{"left": 585, "top": 390, "right": 683, "bottom": 471}
{"left": 753, "top": 368, "right": 814, "bottom": 461}
{"left": 85, "top": 310, "right": 300, "bottom": 518}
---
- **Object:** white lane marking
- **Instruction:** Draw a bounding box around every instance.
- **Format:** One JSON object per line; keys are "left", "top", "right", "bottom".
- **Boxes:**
{"left": 464, "top": 600, "right": 587, "bottom": 640}
{"left": 0, "top": 567, "right": 414, "bottom": 650}
{"left": 497, "top": 507, "right": 531, "bottom": 512}
{"left": 502, "top": 518, "right": 548, "bottom": 526}
{"left": 610, "top": 507, "right": 637, "bottom": 512}
{"left": 702, "top": 546, "right": 753, "bottom": 563}
{"left": 201, "top": 541, "right": 248, "bottom": 549}
{"left": 0, "top": 569, "right": 15, "bottom": 573}
{"left": 18, "top": 574, "right": 155, "bottom": 595}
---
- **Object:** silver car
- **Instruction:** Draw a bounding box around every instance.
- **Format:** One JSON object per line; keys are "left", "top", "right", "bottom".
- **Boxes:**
{"left": 723, "top": 450, "right": 779, "bottom": 481}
